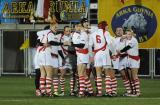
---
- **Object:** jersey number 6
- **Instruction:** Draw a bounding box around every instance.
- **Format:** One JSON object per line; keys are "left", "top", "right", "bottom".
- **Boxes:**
{"left": 96, "top": 35, "right": 101, "bottom": 43}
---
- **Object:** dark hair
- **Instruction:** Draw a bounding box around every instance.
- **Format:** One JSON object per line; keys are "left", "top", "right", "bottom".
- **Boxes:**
{"left": 81, "top": 18, "right": 88, "bottom": 27}
{"left": 115, "top": 27, "right": 124, "bottom": 32}
{"left": 44, "top": 25, "right": 50, "bottom": 30}
{"left": 64, "top": 26, "right": 70, "bottom": 31}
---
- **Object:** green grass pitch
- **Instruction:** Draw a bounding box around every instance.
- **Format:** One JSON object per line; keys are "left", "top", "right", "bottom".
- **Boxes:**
{"left": 0, "top": 76, "right": 159, "bottom": 105}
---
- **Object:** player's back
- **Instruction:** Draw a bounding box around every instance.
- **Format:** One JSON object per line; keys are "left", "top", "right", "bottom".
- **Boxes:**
{"left": 37, "top": 29, "right": 52, "bottom": 43}
{"left": 89, "top": 29, "right": 106, "bottom": 50}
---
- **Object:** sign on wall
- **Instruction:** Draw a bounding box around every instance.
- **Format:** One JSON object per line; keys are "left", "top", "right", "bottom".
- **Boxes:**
{"left": 98, "top": 0, "right": 160, "bottom": 48}
{"left": 0, "top": 0, "right": 89, "bottom": 24}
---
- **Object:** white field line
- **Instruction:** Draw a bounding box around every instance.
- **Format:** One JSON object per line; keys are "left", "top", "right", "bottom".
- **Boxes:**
{"left": 0, "top": 97, "right": 160, "bottom": 102}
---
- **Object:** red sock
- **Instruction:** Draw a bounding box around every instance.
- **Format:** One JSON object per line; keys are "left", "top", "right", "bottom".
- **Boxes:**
{"left": 46, "top": 77, "right": 52, "bottom": 94}
{"left": 79, "top": 76, "right": 85, "bottom": 95}
{"left": 96, "top": 77, "right": 102, "bottom": 95}
{"left": 105, "top": 76, "right": 112, "bottom": 94}
{"left": 111, "top": 78, "right": 117, "bottom": 94}
{"left": 123, "top": 79, "right": 131, "bottom": 93}
{"left": 60, "top": 78, "right": 65, "bottom": 93}
{"left": 70, "top": 78, "right": 74, "bottom": 92}
{"left": 134, "top": 78, "right": 140, "bottom": 94}
{"left": 53, "top": 77, "right": 59, "bottom": 93}
{"left": 40, "top": 77, "right": 46, "bottom": 94}
{"left": 85, "top": 77, "right": 93, "bottom": 94}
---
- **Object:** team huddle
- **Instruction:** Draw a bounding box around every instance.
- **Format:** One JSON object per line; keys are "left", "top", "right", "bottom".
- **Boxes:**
{"left": 34, "top": 18, "right": 140, "bottom": 97}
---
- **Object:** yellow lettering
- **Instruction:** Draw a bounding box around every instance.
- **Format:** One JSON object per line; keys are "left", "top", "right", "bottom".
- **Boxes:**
{"left": 143, "top": 35, "right": 148, "bottom": 41}
{"left": 27, "top": 1, "right": 33, "bottom": 13}
{"left": 19, "top": 2, "right": 27, "bottom": 13}
{"left": 12, "top": 2, "right": 18, "bottom": 13}
{"left": 50, "top": 1, "right": 55, "bottom": 13}
{"left": 138, "top": 36, "right": 144, "bottom": 43}
{"left": 79, "top": 2, "right": 85, "bottom": 13}
{"left": 2, "top": 3, "right": 11, "bottom": 13}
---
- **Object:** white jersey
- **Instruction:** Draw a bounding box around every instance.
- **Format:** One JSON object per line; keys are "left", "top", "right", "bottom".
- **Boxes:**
{"left": 72, "top": 31, "right": 89, "bottom": 64}
{"left": 72, "top": 31, "right": 89, "bottom": 54}
{"left": 89, "top": 29, "right": 111, "bottom": 68}
{"left": 126, "top": 37, "right": 140, "bottom": 68}
{"left": 57, "top": 34, "right": 72, "bottom": 56}
{"left": 105, "top": 31, "right": 117, "bottom": 55}
{"left": 57, "top": 34, "right": 72, "bottom": 69}
{"left": 126, "top": 37, "right": 139, "bottom": 56}
{"left": 36, "top": 29, "right": 59, "bottom": 67}
{"left": 89, "top": 29, "right": 106, "bottom": 52}
{"left": 88, "top": 26, "right": 98, "bottom": 34}
{"left": 115, "top": 37, "right": 128, "bottom": 70}
{"left": 116, "top": 38, "right": 127, "bottom": 52}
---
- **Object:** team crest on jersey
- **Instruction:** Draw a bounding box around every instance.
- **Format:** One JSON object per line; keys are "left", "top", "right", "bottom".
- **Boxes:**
{"left": 111, "top": 5, "right": 157, "bottom": 43}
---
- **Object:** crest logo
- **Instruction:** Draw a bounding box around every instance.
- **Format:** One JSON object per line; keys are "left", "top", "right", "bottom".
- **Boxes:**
{"left": 111, "top": 5, "right": 157, "bottom": 43}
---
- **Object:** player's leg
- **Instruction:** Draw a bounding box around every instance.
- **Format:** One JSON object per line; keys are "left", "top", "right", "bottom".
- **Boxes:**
{"left": 104, "top": 51, "right": 113, "bottom": 97}
{"left": 70, "top": 66, "right": 77, "bottom": 95}
{"left": 51, "top": 57, "right": 59, "bottom": 96}
{"left": 59, "top": 68, "right": 66, "bottom": 96}
{"left": 119, "top": 57, "right": 132, "bottom": 96}
{"left": 120, "top": 69, "right": 132, "bottom": 95}
{"left": 69, "top": 55, "right": 78, "bottom": 96}
{"left": 39, "top": 66, "right": 46, "bottom": 95}
{"left": 77, "top": 63, "right": 86, "bottom": 97}
{"left": 58, "top": 56, "right": 66, "bottom": 96}
{"left": 94, "top": 52, "right": 104, "bottom": 96}
{"left": 131, "top": 68, "right": 140, "bottom": 96}
{"left": 95, "top": 66, "right": 103, "bottom": 96}
{"left": 109, "top": 69, "right": 117, "bottom": 96}
{"left": 52, "top": 68, "right": 59, "bottom": 96}
{"left": 84, "top": 64, "right": 93, "bottom": 96}
{"left": 104, "top": 68, "right": 113, "bottom": 96}
{"left": 110, "top": 58, "right": 119, "bottom": 96}
{"left": 35, "top": 68, "right": 41, "bottom": 96}
{"left": 123, "top": 58, "right": 140, "bottom": 97}
{"left": 45, "top": 66, "right": 54, "bottom": 96}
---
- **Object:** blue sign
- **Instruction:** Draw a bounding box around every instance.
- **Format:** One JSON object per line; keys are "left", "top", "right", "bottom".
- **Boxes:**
{"left": 111, "top": 5, "right": 157, "bottom": 43}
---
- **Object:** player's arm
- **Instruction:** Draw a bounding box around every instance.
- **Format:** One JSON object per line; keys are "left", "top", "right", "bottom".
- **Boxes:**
{"left": 36, "top": 39, "right": 44, "bottom": 46}
{"left": 49, "top": 41, "right": 63, "bottom": 46}
{"left": 88, "top": 34, "right": 94, "bottom": 54}
{"left": 120, "top": 39, "right": 137, "bottom": 53}
{"left": 71, "top": 42, "right": 85, "bottom": 48}
{"left": 71, "top": 33, "right": 85, "bottom": 48}
{"left": 58, "top": 50, "right": 65, "bottom": 60}
{"left": 120, "top": 45, "right": 132, "bottom": 53}
{"left": 72, "top": 32, "right": 87, "bottom": 48}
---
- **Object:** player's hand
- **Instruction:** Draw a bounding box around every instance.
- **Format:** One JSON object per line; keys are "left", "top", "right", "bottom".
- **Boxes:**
{"left": 89, "top": 56, "right": 94, "bottom": 63}
{"left": 116, "top": 50, "right": 120, "bottom": 54}
{"left": 63, "top": 41, "right": 71, "bottom": 46}
{"left": 111, "top": 55, "right": 117, "bottom": 61}
{"left": 43, "top": 43, "right": 50, "bottom": 47}
{"left": 117, "top": 50, "right": 125, "bottom": 55}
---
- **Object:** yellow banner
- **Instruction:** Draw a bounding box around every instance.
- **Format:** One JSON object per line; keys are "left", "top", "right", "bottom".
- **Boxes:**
{"left": 98, "top": 0, "right": 160, "bottom": 48}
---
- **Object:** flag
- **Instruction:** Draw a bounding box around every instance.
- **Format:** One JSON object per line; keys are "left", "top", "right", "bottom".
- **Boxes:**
{"left": 35, "top": 0, "right": 50, "bottom": 18}
{"left": 98, "top": 0, "right": 160, "bottom": 48}
{"left": 20, "top": 38, "right": 30, "bottom": 50}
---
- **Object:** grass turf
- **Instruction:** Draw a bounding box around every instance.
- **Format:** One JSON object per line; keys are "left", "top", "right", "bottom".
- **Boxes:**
{"left": 0, "top": 76, "right": 159, "bottom": 105}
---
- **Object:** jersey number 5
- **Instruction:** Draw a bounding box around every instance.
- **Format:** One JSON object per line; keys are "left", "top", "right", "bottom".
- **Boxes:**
{"left": 96, "top": 35, "right": 101, "bottom": 43}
